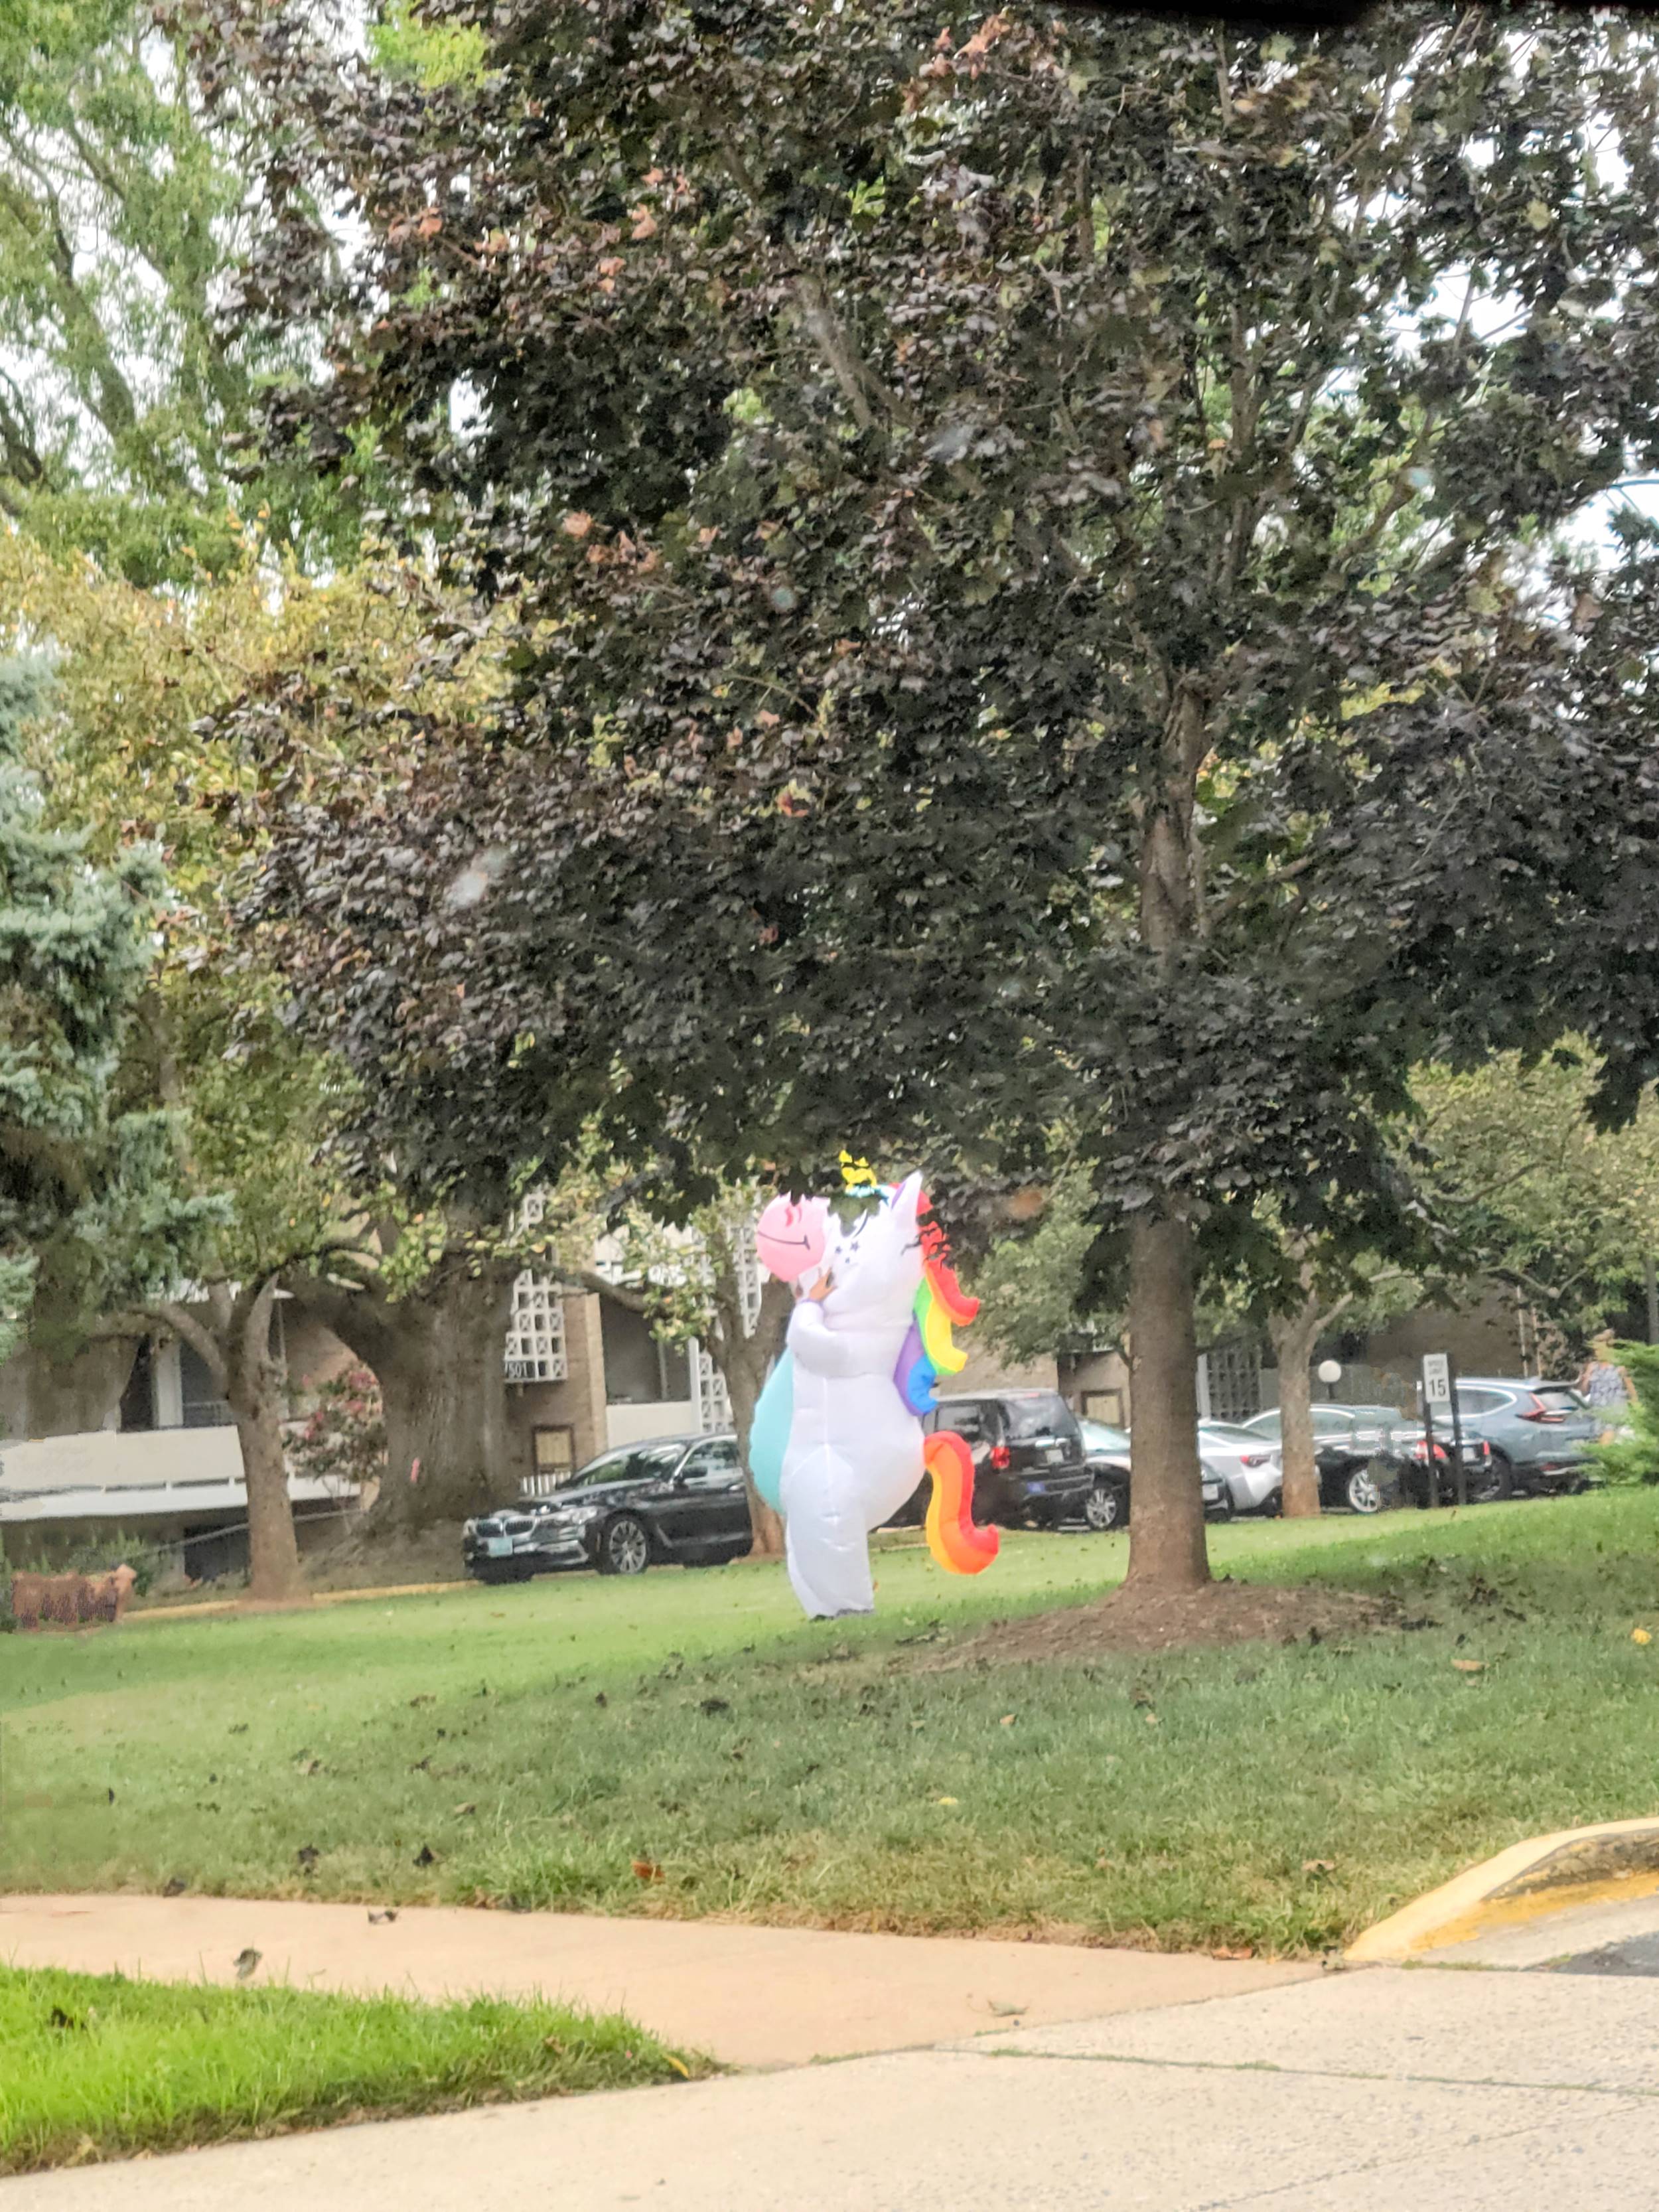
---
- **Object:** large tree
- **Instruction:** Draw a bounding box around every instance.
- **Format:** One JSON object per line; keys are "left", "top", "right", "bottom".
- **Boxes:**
{"left": 0, "top": 533, "right": 535, "bottom": 1556}
{"left": 0, "top": 0, "right": 356, "bottom": 583}
{"left": 206, "top": 2, "right": 1659, "bottom": 1595}
{"left": 0, "top": 656, "right": 204, "bottom": 1368}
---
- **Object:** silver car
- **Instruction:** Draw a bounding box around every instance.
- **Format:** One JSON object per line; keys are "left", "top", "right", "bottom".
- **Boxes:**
{"left": 1197, "top": 1421, "right": 1284, "bottom": 1513}
{"left": 1079, "top": 1420, "right": 1228, "bottom": 1528}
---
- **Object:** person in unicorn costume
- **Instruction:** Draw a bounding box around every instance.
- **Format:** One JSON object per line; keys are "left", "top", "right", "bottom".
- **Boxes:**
{"left": 748, "top": 1170, "right": 999, "bottom": 1619}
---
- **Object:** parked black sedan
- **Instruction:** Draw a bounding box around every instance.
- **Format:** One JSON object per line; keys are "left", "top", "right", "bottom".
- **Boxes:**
{"left": 463, "top": 1434, "right": 751, "bottom": 1582}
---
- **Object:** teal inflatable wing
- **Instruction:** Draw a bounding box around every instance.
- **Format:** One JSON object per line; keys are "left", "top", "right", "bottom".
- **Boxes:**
{"left": 747, "top": 1352, "right": 793, "bottom": 1514}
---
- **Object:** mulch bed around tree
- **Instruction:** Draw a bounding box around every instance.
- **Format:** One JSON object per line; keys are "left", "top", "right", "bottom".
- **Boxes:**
{"left": 928, "top": 1578, "right": 1398, "bottom": 1667}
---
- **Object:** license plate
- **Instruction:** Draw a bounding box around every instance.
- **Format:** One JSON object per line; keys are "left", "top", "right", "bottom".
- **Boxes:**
{"left": 484, "top": 1536, "right": 514, "bottom": 1558}
{"left": 1044, "top": 1446, "right": 1065, "bottom": 1465}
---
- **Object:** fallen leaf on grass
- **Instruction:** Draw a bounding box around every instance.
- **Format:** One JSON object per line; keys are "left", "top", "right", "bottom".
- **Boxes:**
{"left": 666, "top": 2054, "right": 690, "bottom": 2077}
{"left": 1211, "top": 1946, "right": 1255, "bottom": 1960}
{"left": 1301, "top": 1859, "right": 1336, "bottom": 1876}
{"left": 1095, "top": 1855, "right": 1112, "bottom": 1870}
{"left": 453, "top": 1802, "right": 476, "bottom": 1816}
{"left": 631, "top": 1858, "right": 665, "bottom": 1884}
{"left": 1143, "top": 1712, "right": 1160, "bottom": 1727}
{"left": 413, "top": 1844, "right": 438, "bottom": 1868}
{"left": 1634, "top": 1629, "right": 1652, "bottom": 1646}
{"left": 1451, "top": 1659, "right": 1485, "bottom": 1674}
{"left": 999, "top": 1714, "right": 1016, "bottom": 1728}
{"left": 162, "top": 1874, "right": 188, "bottom": 1897}
{"left": 699, "top": 1697, "right": 731, "bottom": 1716}
{"left": 295, "top": 1845, "right": 320, "bottom": 1873}
{"left": 932, "top": 1796, "right": 960, "bottom": 1806}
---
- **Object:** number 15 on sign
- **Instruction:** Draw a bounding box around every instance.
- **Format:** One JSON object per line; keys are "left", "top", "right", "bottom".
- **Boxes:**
{"left": 1422, "top": 1353, "right": 1451, "bottom": 1406}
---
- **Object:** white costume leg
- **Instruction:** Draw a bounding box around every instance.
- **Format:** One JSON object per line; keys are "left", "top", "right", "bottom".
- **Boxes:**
{"left": 780, "top": 1455, "right": 875, "bottom": 1618}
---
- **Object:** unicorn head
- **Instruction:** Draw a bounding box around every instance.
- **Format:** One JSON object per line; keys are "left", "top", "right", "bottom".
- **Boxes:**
{"left": 817, "top": 1173, "right": 929, "bottom": 1335}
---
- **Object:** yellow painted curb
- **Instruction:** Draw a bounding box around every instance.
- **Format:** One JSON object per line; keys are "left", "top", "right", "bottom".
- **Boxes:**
{"left": 129, "top": 1579, "right": 476, "bottom": 1624}
{"left": 1348, "top": 1816, "right": 1659, "bottom": 1962}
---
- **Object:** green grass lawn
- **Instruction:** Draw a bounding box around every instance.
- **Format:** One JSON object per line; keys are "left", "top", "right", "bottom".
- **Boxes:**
{"left": 6, "top": 1495, "right": 1659, "bottom": 1955}
{"left": 0, "top": 1964, "right": 703, "bottom": 2175}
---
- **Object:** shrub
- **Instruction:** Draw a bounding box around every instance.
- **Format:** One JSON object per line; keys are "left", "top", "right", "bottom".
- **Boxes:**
{"left": 289, "top": 1365, "right": 387, "bottom": 1492}
{"left": 1585, "top": 1340, "right": 1659, "bottom": 1486}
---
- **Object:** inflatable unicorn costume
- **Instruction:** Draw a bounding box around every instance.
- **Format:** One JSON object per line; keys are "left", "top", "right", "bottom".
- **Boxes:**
{"left": 748, "top": 1173, "right": 999, "bottom": 1619}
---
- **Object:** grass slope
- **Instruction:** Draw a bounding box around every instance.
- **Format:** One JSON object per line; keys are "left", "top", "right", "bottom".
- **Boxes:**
{"left": 6, "top": 1496, "right": 1659, "bottom": 1954}
{"left": 0, "top": 1964, "right": 702, "bottom": 2175}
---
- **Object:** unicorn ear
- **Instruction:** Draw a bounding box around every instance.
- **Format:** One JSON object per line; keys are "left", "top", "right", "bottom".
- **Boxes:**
{"left": 890, "top": 1171, "right": 926, "bottom": 1228}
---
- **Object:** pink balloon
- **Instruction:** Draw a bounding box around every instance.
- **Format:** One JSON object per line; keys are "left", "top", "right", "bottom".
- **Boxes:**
{"left": 755, "top": 1195, "right": 831, "bottom": 1282}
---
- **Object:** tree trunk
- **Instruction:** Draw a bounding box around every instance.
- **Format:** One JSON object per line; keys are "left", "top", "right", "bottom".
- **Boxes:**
{"left": 1269, "top": 1302, "right": 1323, "bottom": 1519}
{"left": 1125, "top": 1213, "right": 1209, "bottom": 1593}
{"left": 715, "top": 1275, "right": 792, "bottom": 1560}
{"left": 287, "top": 1257, "right": 523, "bottom": 1532}
{"left": 21, "top": 1336, "right": 137, "bottom": 1438}
{"left": 233, "top": 1381, "right": 306, "bottom": 1602}
{"left": 221, "top": 1282, "right": 307, "bottom": 1604}
{"left": 1123, "top": 680, "right": 1214, "bottom": 1596}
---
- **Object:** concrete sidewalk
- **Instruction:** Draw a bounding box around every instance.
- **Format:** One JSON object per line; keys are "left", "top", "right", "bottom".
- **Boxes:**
{"left": 13, "top": 1963, "right": 1659, "bottom": 2209}
{"left": 0, "top": 1892, "right": 1307, "bottom": 2067}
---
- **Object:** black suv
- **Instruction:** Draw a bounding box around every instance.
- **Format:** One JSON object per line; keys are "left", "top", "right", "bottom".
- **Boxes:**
{"left": 914, "top": 1389, "right": 1094, "bottom": 1529}
{"left": 462, "top": 1434, "right": 752, "bottom": 1582}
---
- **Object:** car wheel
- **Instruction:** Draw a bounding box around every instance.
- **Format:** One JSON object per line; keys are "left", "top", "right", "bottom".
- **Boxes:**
{"left": 1206, "top": 1491, "right": 1236, "bottom": 1522}
{"left": 1467, "top": 1451, "right": 1515, "bottom": 1506}
{"left": 1346, "top": 1465, "right": 1386, "bottom": 1516}
{"left": 1084, "top": 1481, "right": 1127, "bottom": 1532}
{"left": 597, "top": 1514, "right": 652, "bottom": 1576}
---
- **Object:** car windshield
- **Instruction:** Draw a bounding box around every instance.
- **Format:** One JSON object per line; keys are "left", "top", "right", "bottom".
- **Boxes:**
{"left": 566, "top": 1443, "right": 683, "bottom": 1487}
{"left": 1081, "top": 1419, "right": 1130, "bottom": 1453}
{"left": 1004, "top": 1394, "right": 1077, "bottom": 1440}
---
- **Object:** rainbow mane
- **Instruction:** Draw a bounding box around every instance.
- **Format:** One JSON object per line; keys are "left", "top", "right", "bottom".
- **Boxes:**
{"left": 895, "top": 1248, "right": 980, "bottom": 1416}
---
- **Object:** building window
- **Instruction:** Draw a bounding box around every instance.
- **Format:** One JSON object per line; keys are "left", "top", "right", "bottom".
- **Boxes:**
{"left": 599, "top": 1297, "right": 691, "bottom": 1404}
{"left": 1204, "top": 1340, "right": 1262, "bottom": 1426}
{"left": 524, "top": 1425, "right": 578, "bottom": 1497}
{"left": 119, "top": 1339, "right": 156, "bottom": 1433}
{"left": 1082, "top": 1389, "right": 1125, "bottom": 1428}
{"left": 180, "top": 1339, "right": 234, "bottom": 1428}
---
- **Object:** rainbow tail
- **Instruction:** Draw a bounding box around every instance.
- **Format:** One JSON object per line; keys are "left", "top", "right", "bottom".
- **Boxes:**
{"left": 923, "top": 1430, "right": 1000, "bottom": 1576}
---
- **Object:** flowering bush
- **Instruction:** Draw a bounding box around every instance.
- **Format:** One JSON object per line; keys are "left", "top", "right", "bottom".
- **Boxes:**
{"left": 289, "top": 1365, "right": 387, "bottom": 1492}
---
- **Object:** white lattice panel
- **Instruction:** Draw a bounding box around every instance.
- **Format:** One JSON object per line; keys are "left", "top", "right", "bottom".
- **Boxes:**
{"left": 506, "top": 1272, "right": 567, "bottom": 1383}
{"left": 690, "top": 1337, "right": 730, "bottom": 1432}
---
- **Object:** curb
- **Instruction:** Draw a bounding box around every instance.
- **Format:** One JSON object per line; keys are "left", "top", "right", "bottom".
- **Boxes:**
{"left": 1347, "top": 1816, "right": 1659, "bottom": 1962}
{"left": 130, "top": 1580, "right": 476, "bottom": 1624}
